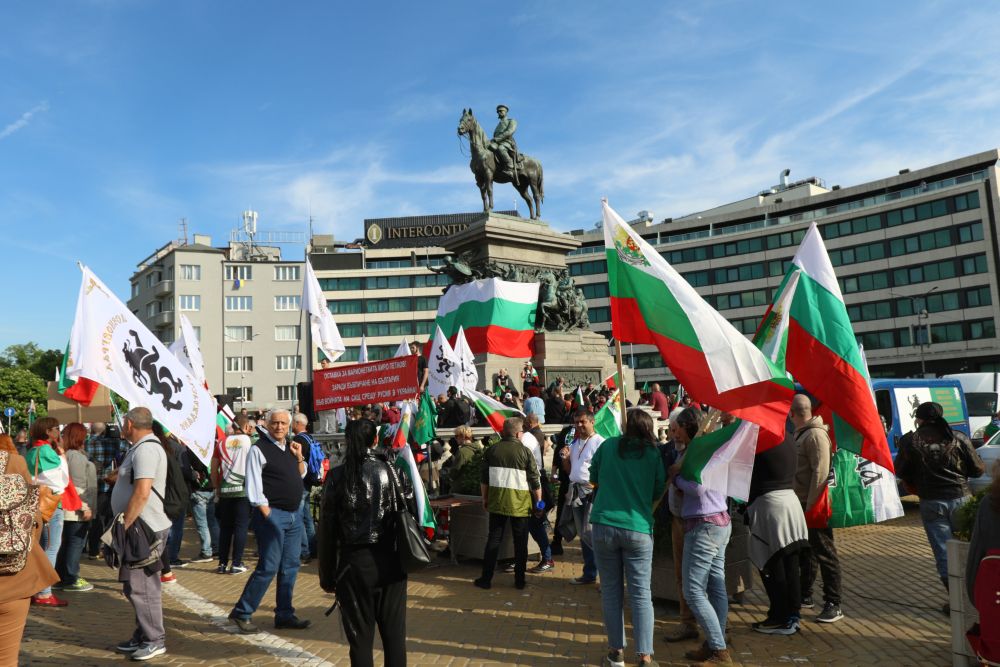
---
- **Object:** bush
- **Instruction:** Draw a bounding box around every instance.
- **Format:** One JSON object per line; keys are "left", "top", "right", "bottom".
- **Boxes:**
{"left": 955, "top": 489, "right": 987, "bottom": 541}
{"left": 452, "top": 434, "right": 500, "bottom": 495}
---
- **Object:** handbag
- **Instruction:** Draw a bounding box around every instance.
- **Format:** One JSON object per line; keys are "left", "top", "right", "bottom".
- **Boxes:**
{"left": 32, "top": 449, "right": 62, "bottom": 523}
{"left": 386, "top": 461, "right": 431, "bottom": 573}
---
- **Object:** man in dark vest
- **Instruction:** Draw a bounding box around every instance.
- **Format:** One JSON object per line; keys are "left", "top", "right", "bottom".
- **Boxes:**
{"left": 228, "top": 409, "right": 310, "bottom": 633}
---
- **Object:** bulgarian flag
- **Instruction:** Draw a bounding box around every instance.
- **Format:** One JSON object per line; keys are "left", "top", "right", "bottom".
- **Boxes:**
{"left": 463, "top": 387, "right": 523, "bottom": 433}
{"left": 216, "top": 404, "right": 236, "bottom": 441}
{"left": 763, "top": 223, "right": 893, "bottom": 472}
{"left": 575, "top": 385, "right": 585, "bottom": 407}
{"left": 58, "top": 341, "right": 100, "bottom": 406}
{"left": 594, "top": 390, "right": 623, "bottom": 439}
{"left": 394, "top": 444, "right": 436, "bottom": 534}
{"left": 680, "top": 418, "right": 783, "bottom": 502}
{"left": 602, "top": 371, "right": 619, "bottom": 390}
{"left": 431, "top": 278, "right": 539, "bottom": 358}
{"left": 392, "top": 401, "right": 413, "bottom": 450}
{"left": 603, "top": 201, "right": 793, "bottom": 438}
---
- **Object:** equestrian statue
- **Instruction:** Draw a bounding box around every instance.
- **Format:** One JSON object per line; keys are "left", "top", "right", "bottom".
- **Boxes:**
{"left": 457, "top": 106, "right": 545, "bottom": 220}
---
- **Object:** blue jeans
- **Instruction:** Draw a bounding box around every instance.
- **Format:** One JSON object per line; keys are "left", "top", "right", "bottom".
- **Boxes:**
{"left": 190, "top": 491, "right": 219, "bottom": 557}
{"left": 168, "top": 514, "right": 185, "bottom": 562}
{"left": 592, "top": 523, "right": 655, "bottom": 657}
{"left": 571, "top": 502, "right": 597, "bottom": 580}
{"left": 920, "top": 496, "right": 967, "bottom": 586}
{"left": 528, "top": 514, "right": 552, "bottom": 561}
{"left": 56, "top": 519, "right": 91, "bottom": 584}
{"left": 682, "top": 521, "right": 732, "bottom": 651}
{"left": 39, "top": 507, "right": 64, "bottom": 595}
{"left": 232, "top": 507, "right": 303, "bottom": 621}
{"left": 299, "top": 489, "right": 316, "bottom": 559}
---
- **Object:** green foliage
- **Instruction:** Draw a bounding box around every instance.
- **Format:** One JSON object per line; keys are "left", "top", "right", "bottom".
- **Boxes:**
{"left": 0, "top": 343, "right": 62, "bottom": 381}
{"left": 955, "top": 489, "right": 987, "bottom": 541}
{"left": 0, "top": 367, "right": 48, "bottom": 432}
{"left": 452, "top": 435, "right": 501, "bottom": 495}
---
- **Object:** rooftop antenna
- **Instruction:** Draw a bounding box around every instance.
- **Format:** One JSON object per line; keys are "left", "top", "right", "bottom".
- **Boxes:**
{"left": 178, "top": 218, "right": 189, "bottom": 245}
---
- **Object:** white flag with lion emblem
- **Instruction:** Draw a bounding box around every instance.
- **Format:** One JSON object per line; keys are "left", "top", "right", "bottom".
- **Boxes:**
{"left": 66, "top": 266, "right": 217, "bottom": 467}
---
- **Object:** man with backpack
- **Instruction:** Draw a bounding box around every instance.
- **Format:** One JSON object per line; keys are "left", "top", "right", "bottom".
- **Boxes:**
{"left": 110, "top": 407, "right": 172, "bottom": 662}
{"left": 895, "top": 401, "right": 985, "bottom": 614}
{"left": 291, "top": 413, "right": 323, "bottom": 563}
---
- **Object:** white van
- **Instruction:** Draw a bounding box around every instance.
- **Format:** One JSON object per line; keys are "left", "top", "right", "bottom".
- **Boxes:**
{"left": 943, "top": 373, "right": 999, "bottom": 446}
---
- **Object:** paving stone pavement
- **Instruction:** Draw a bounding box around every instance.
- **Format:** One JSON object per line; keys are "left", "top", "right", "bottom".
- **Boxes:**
{"left": 20, "top": 503, "right": 953, "bottom": 666}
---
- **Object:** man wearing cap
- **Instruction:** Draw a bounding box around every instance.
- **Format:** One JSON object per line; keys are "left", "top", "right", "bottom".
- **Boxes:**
{"left": 490, "top": 104, "right": 518, "bottom": 180}
{"left": 895, "top": 401, "right": 985, "bottom": 611}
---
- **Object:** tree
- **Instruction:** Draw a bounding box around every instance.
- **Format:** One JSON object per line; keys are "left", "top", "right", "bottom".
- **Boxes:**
{"left": 0, "top": 343, "right": 63, "bottom": 382}
{"left": 0, "top": 367, "right": 47, "bottom": 433}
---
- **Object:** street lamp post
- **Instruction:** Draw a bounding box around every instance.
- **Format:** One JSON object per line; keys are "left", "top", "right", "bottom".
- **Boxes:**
{"left": 225, "top": 332, "right": 260, "bottom": 408}
{"left": 911, "top": 286, "right": 938, "bottom": 378}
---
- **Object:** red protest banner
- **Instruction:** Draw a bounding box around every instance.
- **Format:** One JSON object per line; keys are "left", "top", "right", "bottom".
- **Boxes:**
{"left": 313, "top": 355, "right": 419, "bottom": 410}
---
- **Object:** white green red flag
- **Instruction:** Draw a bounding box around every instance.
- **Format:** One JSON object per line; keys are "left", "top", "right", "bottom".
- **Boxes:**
{"left": 763, "top": 223, "right": 893, "bottom": 472}
{"left": 432, "top": 278, "right": 539, "bottom": 358}
{"left": 392, "top": 401, "right": 413, "bottom": 450}
{"left": 603, "top": 201, "right": 793, "bottom": 438}
{"left": 216, "top": 403, "right": 235, "bottom": 441}
{"left": 463, "top": 387, "right": 523, "bottom": 433}
{"left": 575, "top": 385, "right": 585, "bottom": 407}
{"left": 679, "top": 419, "right": 778, "bottom": 502}
{"left": 602, "top": 371, "right": 619, "bottom": 390}
{"left": 58, "top": 340, "right": 100, "bottom": 406}
{"left": 393, "top": 444, "right": 436, "bottom": 533}
{"left": 66, "top": 266, "right": 218, "bottom": 467}
{"left": 593, "top": 390, "right": 622, "bottom": 439}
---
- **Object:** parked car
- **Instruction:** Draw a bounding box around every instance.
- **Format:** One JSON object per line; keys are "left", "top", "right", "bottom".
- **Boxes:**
{"left": 969, "top": 430, "right": 1000, "bottom": 495}
{"left": 943, "top": 373, "right": 1000, "bottom": 447}
{"left": 872, "top": 378, "right": 972, "bottom": 456}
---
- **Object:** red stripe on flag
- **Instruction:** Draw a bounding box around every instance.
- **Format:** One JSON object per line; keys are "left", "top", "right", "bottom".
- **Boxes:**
{"left": 486, "top": 413, "right": 506, "bottom": 433}
{"left": 610, "top": 297, "right": 657, "bottom": 345}
{"left": 452, "top": 326, "right": 535, "bottom": 358}
{"left": 786, "top": 319, "right": 893, "bottom": 472}
{"left": 63, "top": 377, "right": 100, "bottom": 406}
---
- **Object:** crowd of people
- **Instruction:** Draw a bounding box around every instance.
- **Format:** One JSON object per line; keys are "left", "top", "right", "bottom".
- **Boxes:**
{"left": 1, "top": 379, "right": 998, "bottom": 666}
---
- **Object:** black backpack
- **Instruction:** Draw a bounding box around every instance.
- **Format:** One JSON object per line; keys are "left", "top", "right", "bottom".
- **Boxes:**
{"left": 133, "top": 440, "right": 189, "bottom": 521}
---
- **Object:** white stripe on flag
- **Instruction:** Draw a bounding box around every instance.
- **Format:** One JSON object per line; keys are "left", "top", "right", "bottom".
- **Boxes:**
{"left": 436, "top": 278, "right": 539, "bottom": 316}
{"left": 699, "top": 421, "right": 759, "bottom": 502}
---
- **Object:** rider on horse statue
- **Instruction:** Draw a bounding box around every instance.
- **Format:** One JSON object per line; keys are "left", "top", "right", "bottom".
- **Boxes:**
{"left": 489, "top": 104, "right": 520, "bottom": 183}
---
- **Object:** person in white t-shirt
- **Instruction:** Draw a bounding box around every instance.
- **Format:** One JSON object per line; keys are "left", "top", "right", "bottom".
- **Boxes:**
{"left": 559, "top": 409, "right": 605, "bottom": 584}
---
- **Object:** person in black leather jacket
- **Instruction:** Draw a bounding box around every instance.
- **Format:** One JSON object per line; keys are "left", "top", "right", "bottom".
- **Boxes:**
{"left": 318, "top": 419, "right": 413, "bottom": 667}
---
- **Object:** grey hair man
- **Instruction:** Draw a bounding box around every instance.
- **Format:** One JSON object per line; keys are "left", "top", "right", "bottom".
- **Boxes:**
{"left": 229, "top": 408, "right": 310, "bottom": 634}
{"left": 111, "top": 407, "right": 171, "bottom": 661}
{"left": 474, "top": 417, "right": 542, "bottom": 590}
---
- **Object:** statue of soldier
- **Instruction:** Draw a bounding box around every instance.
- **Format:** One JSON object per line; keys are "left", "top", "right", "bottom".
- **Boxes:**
{"left": 489, "top": 104, "right": 519, "bottom": 182}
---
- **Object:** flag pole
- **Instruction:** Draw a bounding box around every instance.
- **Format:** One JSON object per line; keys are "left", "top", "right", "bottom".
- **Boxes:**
{"left": 614, "top": 339, "right": 627, "bottom": 432}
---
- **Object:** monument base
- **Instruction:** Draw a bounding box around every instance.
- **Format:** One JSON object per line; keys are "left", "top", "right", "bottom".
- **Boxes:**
{"left": 476, "top": 330, "right": 635, "bottom": 404}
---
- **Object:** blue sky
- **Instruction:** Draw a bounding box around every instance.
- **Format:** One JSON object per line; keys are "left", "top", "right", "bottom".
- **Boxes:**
{"left": 3, "top": 2, "right": 1000, "bottom": 352}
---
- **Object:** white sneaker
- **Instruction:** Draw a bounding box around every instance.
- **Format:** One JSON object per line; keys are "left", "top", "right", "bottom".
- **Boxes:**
{"left": 130, "top": 643, "right": 166, "bottom": 661}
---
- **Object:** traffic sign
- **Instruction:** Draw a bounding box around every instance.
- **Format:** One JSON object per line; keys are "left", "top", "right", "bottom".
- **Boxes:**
{"left": 3, "top": 407, "right": 14, "bottom": 418}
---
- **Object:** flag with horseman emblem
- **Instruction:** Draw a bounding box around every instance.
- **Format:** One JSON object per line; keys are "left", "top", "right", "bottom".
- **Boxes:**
{"left": 66, "top": 266, "right": 218, "bottom": 466}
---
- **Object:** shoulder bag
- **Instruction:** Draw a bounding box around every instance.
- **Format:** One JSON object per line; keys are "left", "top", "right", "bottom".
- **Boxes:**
{"left": 32, "top": 448, "right": 62, "bottom": 523}
{"left": 386, "top": 460, "right": 431, "bottom": 573}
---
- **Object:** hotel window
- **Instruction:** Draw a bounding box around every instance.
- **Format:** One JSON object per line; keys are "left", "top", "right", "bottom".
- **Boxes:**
{"left": 339, "top": 323, "right": 363, "bottom": 337}
{"left": 226, "top": 296, "right": 253, "bottom": 311}
{"left": 225, "top": 325, "right": 253, "bottom": 341}
{"left": 328, "top": 299, "right": 362, "bottom": 314}
{"left": 274, "top": 265, "right": 301, "bottom": 281}
{"left": 274, "top": 325, "right": 301, "bottom": 341}
{"left": 179, "top": 295, "right": 201, "bottom": 311}
{"left": 227, "top": 387, "right": 253, "bottom": 402}
{"left": 225, "top": 265, "right": 252, "bottom": 281}
{"left": 276, "top": 355, "right": 302, "bottom": 371}
{"left": 180, "top": 264, "right": 201, "bottom": 280}
{"left": 413, "top": 296, "right": 439, "bottom": 311}
{"left": 366, "top": 298, "right": 411, "bottom": 313}
{"left": 274, "top": 295, "right": 301, "bottom": 311}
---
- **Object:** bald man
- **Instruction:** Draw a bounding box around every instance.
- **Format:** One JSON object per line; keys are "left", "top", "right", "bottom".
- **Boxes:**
{"left": 790, "top": 395, "right": 842, "bottom": 624}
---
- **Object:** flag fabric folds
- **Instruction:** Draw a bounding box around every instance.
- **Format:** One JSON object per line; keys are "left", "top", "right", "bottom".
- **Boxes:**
{"left": 411, "top": 390, "right": 437, "bottom": 445}
{"left": 302, "top": 261, "right": 346, "bottom": 363}
{"left": 452, "top": 326, "right": 479, "bottom": 391}
{"left": 680, "top": 419, "right": 781, "bottom": 503}
{"left": 394, "top": 445, "right": 436, "bottom": 532}
{"left": 593, "top": 390, "right": 622, "bottom": 439}
{"left": 392, "top": 402, "right": 413, "bottom": 450}
{"left": 58, "top": 341, "right": 99, "bottom": 406}
{"left": 169, "top": 314, "right": 207, "bottom": 388}
{"left": 602, "top": 201, "right": 794, "bottom": 438}
{"left": 463, "top": 387, "right": 523, "bottom": 433}
{"left": 768, "top": 223, "right": 893, "bottom": 471}
{"left": 358, "top": 335, "right": 369, "bottom": 364}
{"left": 602, "top": 372, "right": 619, "bottom": 390}
{"left": 66, "top": 266, "right": 218, "bottom": 467}
{"left": 432, "top": 278, "right": 539, "bottom": 358}
{"left": 827, "top": 450, "right": 904, "bottom": 527}
{"left": 393, "top": 338, "right": 411, "bottom": 358}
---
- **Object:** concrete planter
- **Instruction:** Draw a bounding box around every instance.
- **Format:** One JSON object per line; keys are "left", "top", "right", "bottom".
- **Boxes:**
{"left": 448, "top": 494, "right": 541, "bottom": 561}
{"left": 651, "top": 513, "right": 754, "bottom": 601}
{"left": 947, "top": 539, "right": 981, "bottom": 667}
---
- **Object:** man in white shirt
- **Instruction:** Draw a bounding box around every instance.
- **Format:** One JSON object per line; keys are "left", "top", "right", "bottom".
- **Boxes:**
{"left": 559, "top": 409, "right": 604, "bottom": 584}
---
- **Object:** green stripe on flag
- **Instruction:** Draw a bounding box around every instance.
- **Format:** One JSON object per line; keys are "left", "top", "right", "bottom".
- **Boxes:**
{"left": 435, "top": 298, "right": 537, "bottom": 338}
{"left": 789, "top": 272, "right": 867, "bottom": 376}
{"left": 680, "top": 421, "right": 742, "bottom": 484}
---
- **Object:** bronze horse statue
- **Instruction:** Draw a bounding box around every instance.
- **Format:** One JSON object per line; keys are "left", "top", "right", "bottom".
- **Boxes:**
{"left": 457, "top": 108, "right": 544, "bottom": 219}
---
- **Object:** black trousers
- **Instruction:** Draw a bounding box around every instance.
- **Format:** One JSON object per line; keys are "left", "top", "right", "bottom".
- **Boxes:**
{"left": 480, "top": 513, "right": 529, "bottom": 586}
{"left": 800, "top": 526, "right": 842, "bottom": 605}
{"left": 760, "top": 549, "right": 802, "bottom": 623}
{"left": 216, "top": 497, "right": 252, "bottom": 567}
{"left": 337, "top": 544, "right": 407, "bottom": 667}
{"left": 551, "top": 475, "right": 569, "bottom": 546}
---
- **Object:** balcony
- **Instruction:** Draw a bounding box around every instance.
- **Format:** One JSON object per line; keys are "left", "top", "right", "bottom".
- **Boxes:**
{"left": 151, "top": 310, "right": 174, "bottom": 328}
{"left": 153, "top": 280, "right": 174, "bottom": 297}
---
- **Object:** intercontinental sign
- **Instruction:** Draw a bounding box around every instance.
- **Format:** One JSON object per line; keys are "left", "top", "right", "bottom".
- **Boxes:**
{"left": 363, "top": 210, "right": 518, "bottom": 249}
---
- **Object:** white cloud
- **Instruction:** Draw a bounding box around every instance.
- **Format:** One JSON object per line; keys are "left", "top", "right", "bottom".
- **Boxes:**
{"left": 0, "top": 102, "right": 49, "bottom": 141}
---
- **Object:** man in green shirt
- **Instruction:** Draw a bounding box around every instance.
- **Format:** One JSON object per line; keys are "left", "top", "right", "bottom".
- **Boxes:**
{"left": 473, "top": 417, "right": 541, "bottom": 590}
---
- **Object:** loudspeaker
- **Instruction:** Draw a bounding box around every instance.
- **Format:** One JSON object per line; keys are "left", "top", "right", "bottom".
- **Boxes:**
{"left": 297, "top": 382, "right": 315, "bottom": 423}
